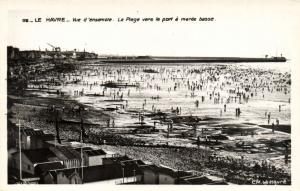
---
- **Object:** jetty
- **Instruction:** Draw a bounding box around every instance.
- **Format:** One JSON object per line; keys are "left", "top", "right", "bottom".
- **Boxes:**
{"left": 101, "top": 55, "right": 286, "bottom": 63}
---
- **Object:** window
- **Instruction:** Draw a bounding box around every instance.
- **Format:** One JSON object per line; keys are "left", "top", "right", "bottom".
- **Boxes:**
{"left": 27, "top": 165, "right": 31, "bottom": 170}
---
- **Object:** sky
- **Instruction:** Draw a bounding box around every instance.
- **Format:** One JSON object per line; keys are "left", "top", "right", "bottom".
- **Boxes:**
{"left": 5, "top": 0, "right": 300, "bottom": 58}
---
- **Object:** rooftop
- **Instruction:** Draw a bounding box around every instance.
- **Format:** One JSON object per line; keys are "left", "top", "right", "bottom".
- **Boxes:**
{"left": 74, "top": 147, "right": 94, "bottom": 152}
{"left": 47, "top": 163, "right": 139, "bottom": 183}
{"left": 139, "top": 165, "right": 194, "bottom": 179}
{"left": 38, "top": 133, "right": 55, "bottom": 141}
{"left": 103, "top": 155, "right": 130, "bottom": 163}
{"left": 49, "top": 146, "right": 81, "bottom": 160}
{"left": 21, "top": 128, "right": 44, "bottom": 136}
{"left": 34, "top": 161, "right": 64, "bottom": 176}
{"left": 180, "top": 176, "right": 213, "bottom": 184}
{"left": 20, "top": 148, "right": 58, "bottom": 163}
{"left": 84, "top": 149, "right": 106, "bottom": 156}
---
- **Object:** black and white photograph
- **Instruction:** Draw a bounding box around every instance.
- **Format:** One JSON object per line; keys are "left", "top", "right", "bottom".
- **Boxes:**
{"left": 1, "top": 0, "right": 300, "bottom": 189}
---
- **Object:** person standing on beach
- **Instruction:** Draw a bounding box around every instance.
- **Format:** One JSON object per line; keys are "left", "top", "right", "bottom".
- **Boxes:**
{"left": 279, "top": 105, "right": 281, "bottom": 112}
{"left": 195, "top": 100, "right": 199, "bottom": 108}
{"left": 107, "top": 118, "right": 110, "bottom": 128}
{"left": 112, "top": 119, "right": 115, "bottom": 128}
{"left": 276, "top": 118, "right": 279, "bottom": 126}
{"left": 176, "top": 107, "right": 179, "bottom": 115}
{"left": 238, "top": 108, "right": 241, "bottom": 117}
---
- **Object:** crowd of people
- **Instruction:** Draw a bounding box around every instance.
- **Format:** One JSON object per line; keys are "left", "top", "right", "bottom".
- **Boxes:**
{"left": 8, "top": 59, "right": 291, "bottom": 185}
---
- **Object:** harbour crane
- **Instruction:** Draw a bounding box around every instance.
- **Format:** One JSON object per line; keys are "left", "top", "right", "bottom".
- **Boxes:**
{"left": 47, "top": 43, "right": 61, "bottom": 52}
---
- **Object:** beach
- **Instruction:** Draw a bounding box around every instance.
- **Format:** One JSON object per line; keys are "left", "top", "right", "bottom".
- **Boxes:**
{"left": 7, "top": 59, "right": 291, "bottom": 184}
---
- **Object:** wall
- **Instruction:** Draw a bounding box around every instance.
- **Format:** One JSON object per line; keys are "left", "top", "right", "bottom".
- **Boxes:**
{"left": 12, "top": 153, "right": 35, "bottom": 175}
{"left": 86, "top": 175, "right": 141, "bottom": 184}
{"left": 158, "top": 173, "right": 175, "bottom": 184}
{"left": 142, "top": 170, "right": 158, "bottom": 184}
{"left": 56, "top": 172, "right": 71, "bottom": 184}
{"left": 70, "top": 173, "right": 83, "bottom": 184}
{"left": 42, "top": 173, "right": 55, "bottom": 184}
{"left": 88, "top": 155, "right": 106, "bottom": 166}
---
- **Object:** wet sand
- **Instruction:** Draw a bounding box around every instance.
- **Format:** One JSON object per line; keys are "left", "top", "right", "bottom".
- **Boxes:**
{"left": 7, "top": 59, "right": 291, "bottom": 184}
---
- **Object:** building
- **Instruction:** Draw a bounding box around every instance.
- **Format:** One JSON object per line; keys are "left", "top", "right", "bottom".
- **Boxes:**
{"left": 178, "top": 174, "right": 227, "bottom": 184}
{"left": 74, "top": 50, "right": 98, "bottom": 60}
{"left": 19, "top": 128, "right": 44, "bottom": 149}
{"left": 11, "top": 148, "right": 61, "bottom": 176}
{"left": 138, "top": 165, "right": 222, "bottom": 184}
{"left": 8, "top": 167, "right": 40, "bottom": 184}
{"left": 82, "top": 149, "right": 107, "bottom": 166}
{"left": 19, "top": 50, "right": 42, "bottom": 60}
{"left": 12, "top": 127, "right": 55, "bottom": 150}
{"left": 102, "top": 155, "right": 130, "bottom": 165}
{"left": 42, "top": 168, "right": 82, "bottom": 184}
{"left": 139, "top": 165, "right": 180, "bottom": 184}
{"left": 41, "top": 162, "right": 142, "bottom": 184}
{"left": 34, "top": 161, "right": 64, "bottom": 177}
{"left": 21, "top": 129, "right": 54, "bottom": 149}
{"left": 138, "top": 164, "right": 226, "bottom": 185}
{"left": 7, "top": 46, "right": 20, "bottom": 60}
{"left": 74, "top": 148, "right": 111, "bottom": 166}
{"left": 49, "top": 146, "right": 82, "bottom": 168}
{"left": 7, "top": 45, "right": 98, "bottom": 61}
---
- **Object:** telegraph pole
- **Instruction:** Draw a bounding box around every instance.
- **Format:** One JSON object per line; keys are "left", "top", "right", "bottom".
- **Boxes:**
{"left": 18, "top": 119, "right": 22, "bottom": 181}
{"left": 81, "top": 128, "right": 84, "bottom": 184}
{"left": 80, "top": 107, "right": 84, "bottom": 184}
{"left": 55, "top": 109, "right": 61, "bottom": 144}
